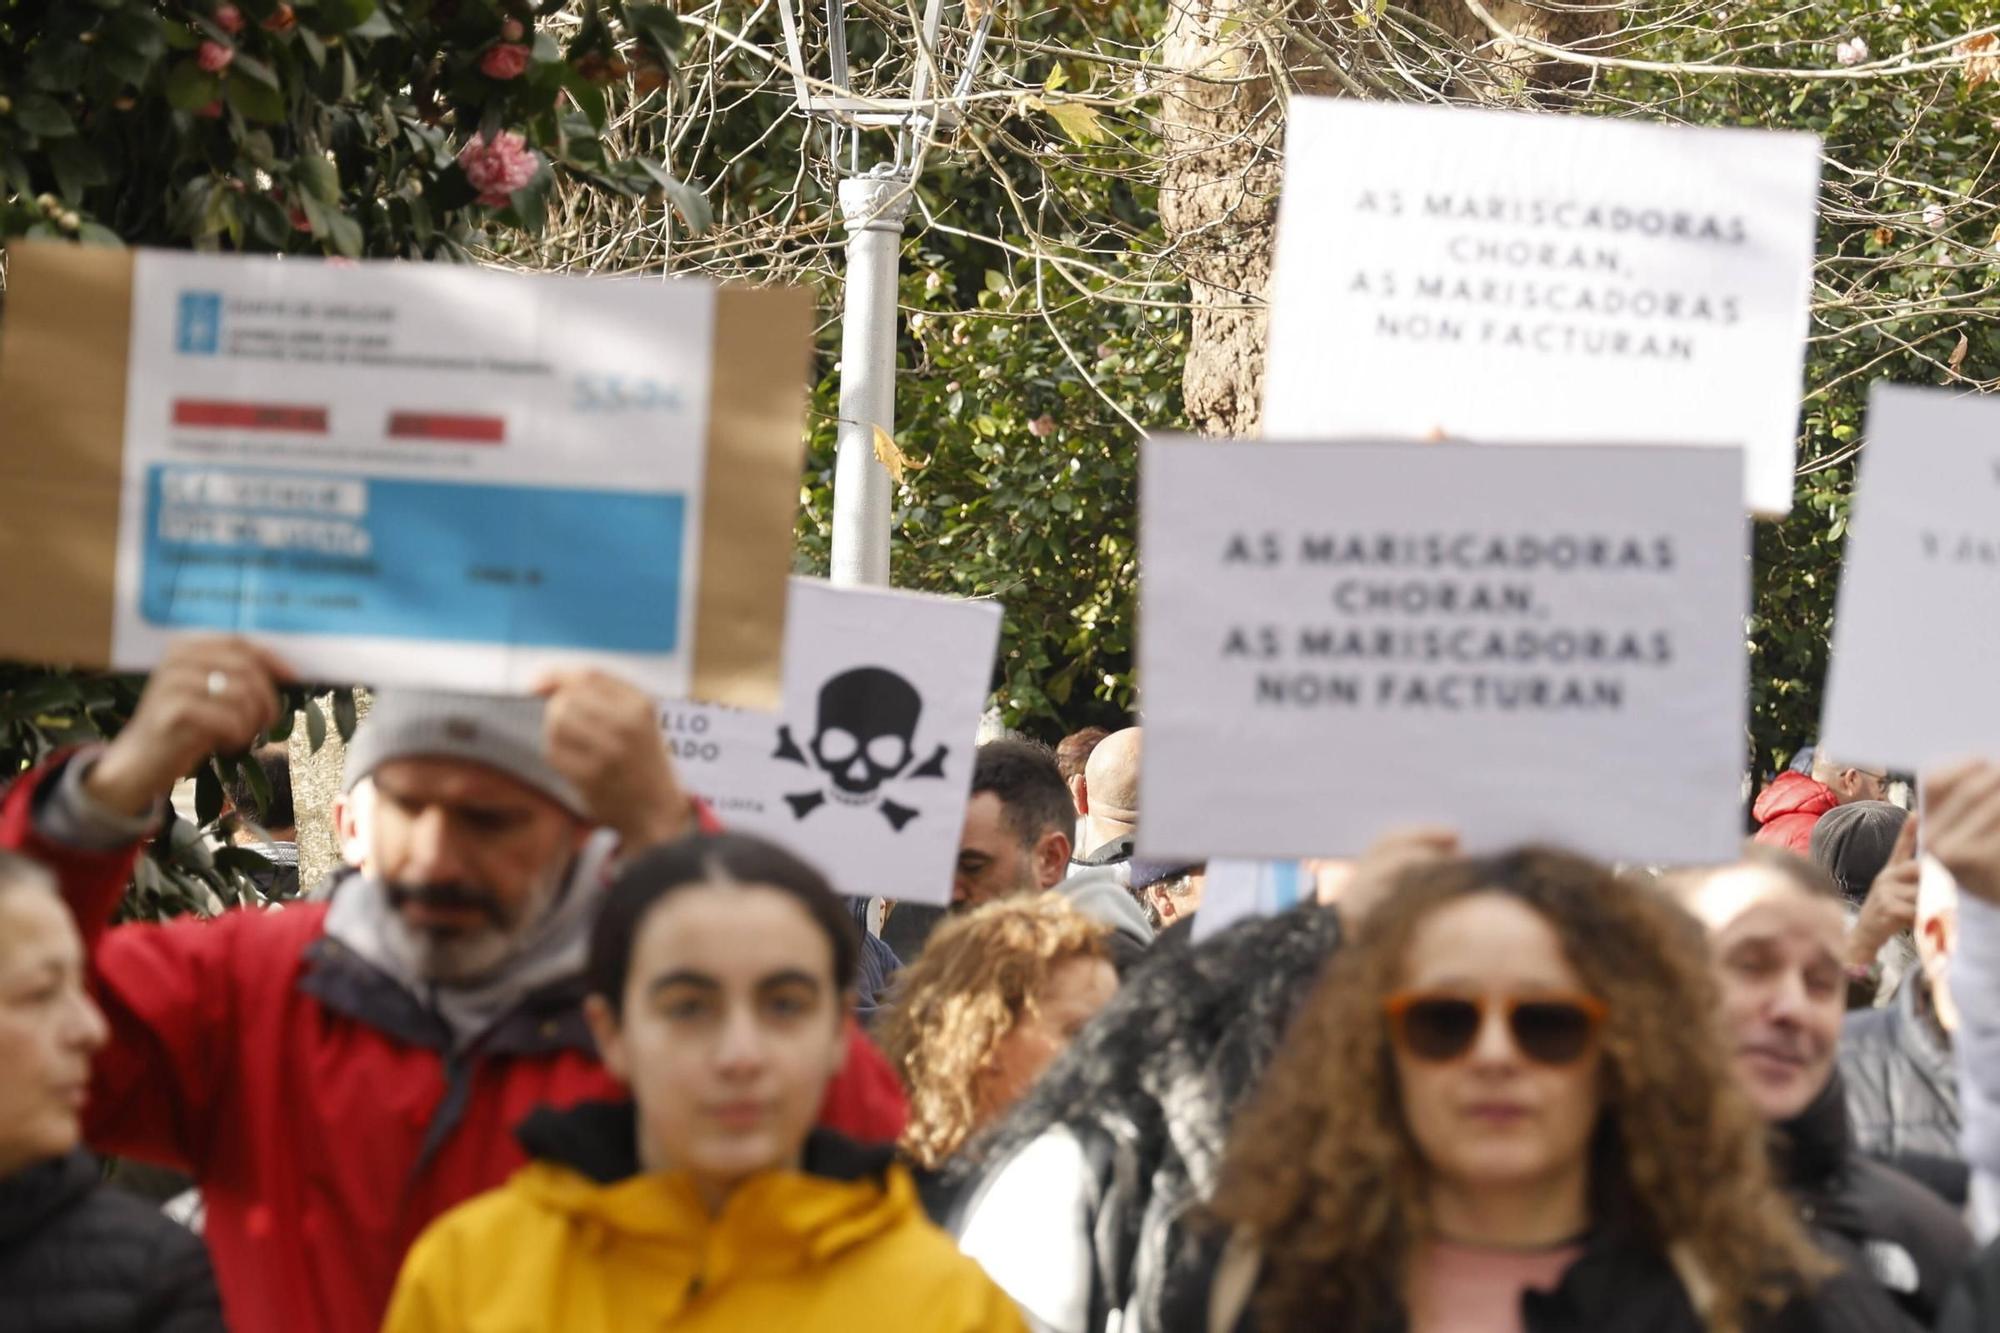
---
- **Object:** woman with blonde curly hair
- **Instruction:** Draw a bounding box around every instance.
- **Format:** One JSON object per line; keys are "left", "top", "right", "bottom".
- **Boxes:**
{"left": 879, "top": 894, "right": 1118, "bottom": 1176}
{"left": 1185, "top": 847, "right": 1903, "bottom": 1333}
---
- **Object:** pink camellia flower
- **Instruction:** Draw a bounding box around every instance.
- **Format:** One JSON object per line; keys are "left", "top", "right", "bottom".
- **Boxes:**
{"left": 457, "top": 130, "right": 541, "bottom": 207}
{"left": 1924, "top": 202, "right": 1948, "bottom": 229}
{"left": 479, "top": 43, "right": 531, "bottom": 80}
{"left": 197, "top": 40, "right": 235, "bottom": 73}
{"left": 213, "top": 4, "right": 245, "bottom": 34}
{"left": 501, "top": 17, "right": 526, "bottom": 41}
{"left": 1835, "top": 37, "right": 1869, "bottom": 66}
{"left": 1029, "top": 414, "right": 1058, "bottom": 438}
{"left": 262, "top": 3, "right": 297, "bottom": 31}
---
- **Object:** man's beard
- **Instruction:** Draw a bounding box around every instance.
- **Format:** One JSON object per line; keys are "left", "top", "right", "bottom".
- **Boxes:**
{"left": 381, "top": 857, "right": 568, "bottom": 985}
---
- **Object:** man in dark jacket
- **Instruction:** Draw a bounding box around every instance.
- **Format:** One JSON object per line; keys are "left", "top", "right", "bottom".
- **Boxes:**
{"left": 1681, "top": 850, "right": 1973, "bottom": 1325}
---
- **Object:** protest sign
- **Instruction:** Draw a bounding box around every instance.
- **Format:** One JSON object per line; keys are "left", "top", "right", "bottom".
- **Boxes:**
{"left": 1192, "top": 860, "right": 1309, "bottom": 944}
{"left": 1137, "top": 439, "right": 1748, "bottom": 865}
{"left": 0, "top": 242, "right": 811, "bottom": 705}
{"left": 1262, "top": 98, "right": 1821, "bottom": 516}
{"left": 658, "top": 578, "right": 1002, "bottom": 905}
{"left": 1821, "top": 384, "right": 2000, "bottom": 770}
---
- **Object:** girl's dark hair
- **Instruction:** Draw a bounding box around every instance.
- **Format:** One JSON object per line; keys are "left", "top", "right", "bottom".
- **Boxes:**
{"left": 587, "top": 831, "right": 861, "bottom": 1016}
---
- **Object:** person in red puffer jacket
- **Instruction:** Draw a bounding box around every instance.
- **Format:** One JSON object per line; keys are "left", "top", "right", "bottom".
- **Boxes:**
{"left": 1, "top": 636, "right": 907, "bottom": 1333}
{"left": 1753, "top": 751, "right": 1891, "bottom": 855}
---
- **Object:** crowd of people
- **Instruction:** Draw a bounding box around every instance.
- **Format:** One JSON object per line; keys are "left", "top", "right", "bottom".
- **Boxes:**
{"left": 7, "top": 634, "right": 2000, "bottom": 1333}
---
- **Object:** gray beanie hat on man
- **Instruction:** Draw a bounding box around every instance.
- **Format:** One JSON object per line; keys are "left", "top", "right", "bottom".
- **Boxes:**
{"left": 341, "top": 690, "right": 588, "bottom": 817}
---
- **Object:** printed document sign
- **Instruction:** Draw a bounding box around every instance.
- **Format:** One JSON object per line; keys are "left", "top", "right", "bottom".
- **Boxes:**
{"left": 659, "top": 578, "right": 1002, "bottom": 906}
{"left": 1821, "top": 384, "right": 2000, "bottom": 769}
{"left": 1262, "top": 98, "right": 1821, "bottom": 516}
{"left": 0, "top": 242, "right": 813, "bottom": 704}
{"left": 1137, "top": 439, "right": 1749, "bottom": 865}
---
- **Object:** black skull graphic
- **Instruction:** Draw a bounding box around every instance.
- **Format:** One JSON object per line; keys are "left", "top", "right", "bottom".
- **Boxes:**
{"left": 774, "top": 665, "right": 948, "bottom": 831}
{"left": 810, "top": 667, "right": 921, "bottom": 800}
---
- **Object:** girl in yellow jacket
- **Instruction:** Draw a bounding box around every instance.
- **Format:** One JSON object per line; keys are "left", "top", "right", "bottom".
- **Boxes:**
{"left": 382, "top": 833, "right": 1026, "bottom": 1333}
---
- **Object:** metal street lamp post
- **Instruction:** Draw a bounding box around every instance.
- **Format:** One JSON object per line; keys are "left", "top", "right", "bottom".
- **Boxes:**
{"left": 773, "top": 0, "right": 997, "bottom": 587}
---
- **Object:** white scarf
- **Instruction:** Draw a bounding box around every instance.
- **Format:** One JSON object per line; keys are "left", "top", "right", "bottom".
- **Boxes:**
{"left": 320, "top": 829, "right": 620, "bottom": 1049}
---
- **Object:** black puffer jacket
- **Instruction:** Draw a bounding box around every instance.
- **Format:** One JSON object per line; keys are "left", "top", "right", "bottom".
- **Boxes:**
{"left": 0, "top": 1151, "right": 223, "bottom": 1333}
{"left": 1778, "top": 1072, "right": 1974, "bottom": 1328}
{"left": 1166, "top": 1227, "right": 1903, "bottom": 1333}
{"left": 1938, "top": 1233, "right": 2000, "bottom": 1333}
{"left": 1840, "top": 974, "right": 1966, "bottom": 1204}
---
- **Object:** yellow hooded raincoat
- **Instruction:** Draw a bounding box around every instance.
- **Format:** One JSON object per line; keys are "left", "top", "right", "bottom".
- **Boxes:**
{"left": 382, "top": 1101, "right": 1025, "bottom": 1333}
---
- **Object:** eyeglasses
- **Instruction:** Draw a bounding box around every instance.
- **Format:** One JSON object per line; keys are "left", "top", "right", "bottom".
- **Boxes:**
{"left": 1383, "top": 991, "right": 1607, "bottom": 1067}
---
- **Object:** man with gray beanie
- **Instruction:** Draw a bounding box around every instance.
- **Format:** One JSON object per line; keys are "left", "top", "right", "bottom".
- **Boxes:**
{"left": 0, "top": 636, "right": 908, "bottom": 1333}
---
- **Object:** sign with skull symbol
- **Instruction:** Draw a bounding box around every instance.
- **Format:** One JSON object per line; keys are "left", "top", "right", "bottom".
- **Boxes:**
{"left": 773, "top": 667, "right": 950, "bottom": 829}
{"left": 657, "top": 578, "right": 1001, "bottom": 906}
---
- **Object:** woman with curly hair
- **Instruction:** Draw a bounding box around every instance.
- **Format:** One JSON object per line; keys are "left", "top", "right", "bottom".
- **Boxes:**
{"left": 878, "top": 894, "right": 1118, "bottom": 1177}
{"left": 1186, "top": 847, "right": 1904, "bottom": 1333}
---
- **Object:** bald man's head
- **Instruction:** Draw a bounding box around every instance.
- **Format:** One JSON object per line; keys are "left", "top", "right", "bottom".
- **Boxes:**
{"left": 1810, "top": 752, "right": 1889, "bottom": 805}
{"left": 1081, "top": 727, "right": 1142, "bottom": 853}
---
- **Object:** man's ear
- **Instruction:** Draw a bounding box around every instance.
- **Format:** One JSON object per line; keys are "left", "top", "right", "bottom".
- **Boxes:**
{"left": 333, "top": 787, "right": 368, "bottom": 869}
{"left": 1033, "top": 829, "right": 1072, "bottom": 890}
{"left": 1069, "top": 774, "right": 1089, "bottom": 816}
{"left": 584, "top": 994, "right": 632, "bottom": 1083}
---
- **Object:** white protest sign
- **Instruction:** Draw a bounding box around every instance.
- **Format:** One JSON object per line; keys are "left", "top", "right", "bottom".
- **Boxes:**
{"left": 1821, "top": 384, "right": 2000, "bottom": 770}
{"left": 0, "top": 244, "right": 811, "bottom": 705}
{"left": 1263, "top": 98, "right": 1821, "bottom": 516}
{"left": 660, "top": 578, "right": 1002, "bottom": 905}
{"left": 1137, "top": 439, "right": 1748, "bottom": 865}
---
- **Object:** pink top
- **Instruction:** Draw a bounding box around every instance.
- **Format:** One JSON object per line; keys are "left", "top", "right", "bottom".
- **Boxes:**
{"left": 1406, "top": 1239, "right": 1586, "bottom": 1333}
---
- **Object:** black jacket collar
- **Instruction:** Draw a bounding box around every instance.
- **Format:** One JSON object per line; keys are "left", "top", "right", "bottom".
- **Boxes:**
{"left": 0, "top": 1151, "right": 98, "bottom": 1249}
{"left": 515, "top": 1098, "right": 896, "bottom": 1188}
{"left": 1776, "top": 1071, "right": 1852, "bottom": 1194}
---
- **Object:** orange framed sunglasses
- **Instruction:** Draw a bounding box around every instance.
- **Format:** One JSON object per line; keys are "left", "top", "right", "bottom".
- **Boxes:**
{"left": 1383, "top": 991, "right": 1608, "bottom": 1067}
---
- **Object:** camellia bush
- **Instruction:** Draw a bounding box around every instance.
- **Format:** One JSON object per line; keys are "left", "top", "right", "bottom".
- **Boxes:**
{"left": 0, "top": 0, "right": 704, "bottom": 253}
{"left": 0, "top": 0, "right": 704, "bottom": 912}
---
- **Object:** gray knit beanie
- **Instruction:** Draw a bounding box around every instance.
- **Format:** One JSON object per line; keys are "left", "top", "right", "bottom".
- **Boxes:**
{"left": 1808, "top": 799, "right": 1908, "bottom": 908}
{"left": 341, "top": 690, "right": 588, "bottom": 817}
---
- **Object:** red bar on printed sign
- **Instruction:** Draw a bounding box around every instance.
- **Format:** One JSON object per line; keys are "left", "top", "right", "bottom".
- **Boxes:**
{"left": 173, "top": 400, "right": 329, "bottom": 433}
{"left": 387, "top": 412, "right": 506, "bottom": 445}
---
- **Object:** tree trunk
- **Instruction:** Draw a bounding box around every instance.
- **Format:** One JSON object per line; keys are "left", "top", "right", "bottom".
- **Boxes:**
{"left": 1157, "top": 1, "right": 1624, "bottom": 438}
{"left": 290, "top": 691, "right": 369, "bottom": 894}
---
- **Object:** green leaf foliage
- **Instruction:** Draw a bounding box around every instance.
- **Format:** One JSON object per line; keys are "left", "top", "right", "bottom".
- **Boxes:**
{"left": 0, "top": 0, "right": 695, "bottom": 918}
{"left": 1606, "top": 0, "right": 2000, "bottom": 778}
